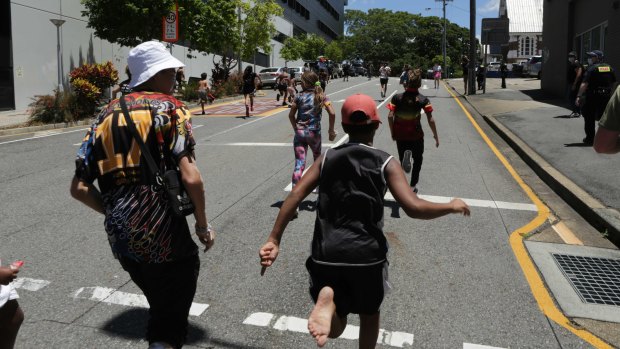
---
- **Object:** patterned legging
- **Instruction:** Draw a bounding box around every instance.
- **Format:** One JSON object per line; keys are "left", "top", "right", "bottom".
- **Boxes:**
{"left": 292, "top": 128, "right": 322, "bottom": 186}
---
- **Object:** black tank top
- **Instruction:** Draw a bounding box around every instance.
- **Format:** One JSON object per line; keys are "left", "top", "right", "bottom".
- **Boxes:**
{"left": 312, "top": 143, "right": 393, "bottom": 266}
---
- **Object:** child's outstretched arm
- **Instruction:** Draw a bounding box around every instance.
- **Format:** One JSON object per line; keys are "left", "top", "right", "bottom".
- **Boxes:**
{"left": 385, "top": 159, "right": 469, "bottom": 219}
{"left": 259, "top": 155, "right": 323, "bottom": 275}
{"left": 425, "top": 111, "right": 439, "bottom": 147}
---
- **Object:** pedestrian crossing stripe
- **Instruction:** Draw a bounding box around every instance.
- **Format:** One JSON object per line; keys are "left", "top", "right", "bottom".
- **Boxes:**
{"left": 12, "top": 277, "right": 50, "bottom": 291}
{"left": 72, "top": 286, "right": 209, "bottom": 316}
{"left": 243, "top": 312, "right": 414, "bottom": 348}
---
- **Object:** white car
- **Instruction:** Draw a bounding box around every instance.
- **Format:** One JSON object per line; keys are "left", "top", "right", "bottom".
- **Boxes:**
{"left": 487, "top": 62, "right": 501, "bottom": 72}
{"left": 258, "top": 67, "right": 287, "bottom": 88}
{"left": 524, "top": 55, "right": 542, "bottom": 79}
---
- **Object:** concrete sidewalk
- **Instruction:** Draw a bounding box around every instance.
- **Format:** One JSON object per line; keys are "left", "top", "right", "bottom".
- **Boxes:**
{"left": 447, "top": 77, "right": 620, "bottom": 247}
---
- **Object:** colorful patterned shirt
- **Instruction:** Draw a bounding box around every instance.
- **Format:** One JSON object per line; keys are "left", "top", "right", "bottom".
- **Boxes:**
{"left": 75, "top": 92, "right": 198, "bottom": 263}
{"left": 294, "top": 90, "right": 332, "bottom": 131}
{"left": 387, "top": 88, "right": 434, "bottom": 141}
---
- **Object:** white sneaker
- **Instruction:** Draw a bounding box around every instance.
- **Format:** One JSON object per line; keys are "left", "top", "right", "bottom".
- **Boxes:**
{"left": 402, "top": 150, "right": 412, "bottom": 173}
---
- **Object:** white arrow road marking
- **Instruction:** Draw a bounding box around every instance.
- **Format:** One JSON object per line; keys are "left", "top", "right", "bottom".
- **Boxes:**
{"left": 12, "top": 277, "right": 51, "bottom": 291}
{"left": 72, "top": 286, "right": 209, "bottom": 316}
{"left": 243, "top": 312, "right": 414, "bottom": 348}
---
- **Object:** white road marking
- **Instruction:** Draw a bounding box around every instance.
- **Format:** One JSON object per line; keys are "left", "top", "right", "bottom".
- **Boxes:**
{"left": 243, "top": 313, "right": 414, "bottom": 348}
{"left": 72, "top": 286, "right": 209, "bottom": 316}
{"left": 12, "top": 277, "right": 51, "bottom": 291}
{"left": 463, "top": 343, "right": 506, "bottom": 349}
{"left": 205, "top": 142, "right": 334, "bottom": 147}
{"left": 384, "top": 192, "right": 537, "bottom": 212}
{"left": 0, "top": 127, "right": 88, "bottom": 146}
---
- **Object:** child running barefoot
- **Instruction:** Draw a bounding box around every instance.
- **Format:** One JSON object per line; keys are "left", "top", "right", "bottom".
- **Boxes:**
{"left": 197, "top": 73, "right": 210, "bottom": 115}
{"left": 242, "top": 66, "right": 261, "bottom": 117}
{"left": 387, "top": 69, "right": 439, "bottom": 193}
{"left": 259, "top": 94, "right": 470, "bottom": 348}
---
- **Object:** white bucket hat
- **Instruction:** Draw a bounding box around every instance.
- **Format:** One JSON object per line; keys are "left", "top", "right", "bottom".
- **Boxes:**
{"left": 127, "top": 41, "right": 185, "bottom": 88}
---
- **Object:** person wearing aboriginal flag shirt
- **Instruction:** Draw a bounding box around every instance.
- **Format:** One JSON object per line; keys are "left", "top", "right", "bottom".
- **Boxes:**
{"left": 70, "top": 41, "right": 215, "bottom": 349}
{"left": 387, "top": 68, "right": 439, "bottom": 194}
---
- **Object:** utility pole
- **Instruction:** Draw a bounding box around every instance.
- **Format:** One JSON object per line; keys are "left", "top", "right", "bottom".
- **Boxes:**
{"left": 50, "top": 19, "right": 66, "bottom": 92}
{"left": 436, "top": 0, "right": 453, "bottom": 79}
{"left": 468, "top": 0, "right": 477, "bottom": 95}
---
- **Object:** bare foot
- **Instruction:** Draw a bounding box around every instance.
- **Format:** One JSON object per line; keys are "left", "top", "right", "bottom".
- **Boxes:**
{"left": 308, "top": 287, "right": 336, "bottom": 347}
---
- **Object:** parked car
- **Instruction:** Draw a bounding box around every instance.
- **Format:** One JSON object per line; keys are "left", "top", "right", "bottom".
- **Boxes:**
{"left": 524, "top": 55, "right": 542, "bottom": 79}
{"left": 288, "top": 66, "right": 303, "bottom": 85}
{"left": 350, "top": 58, "right": 366, "bottom": 77}
{"left": 487, "top": 61, "right": 501, "bottom": 72}
{"left": 258, "top": 67, "right": 286, "bottom": 88}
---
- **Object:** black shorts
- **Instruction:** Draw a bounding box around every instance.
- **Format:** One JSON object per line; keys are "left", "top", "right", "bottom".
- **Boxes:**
{"left": 380, "top": 78, "right": 389, "bottom": 85}
{"left": 277, "top": 83, "right": 288, "bottom": 92}
{"left": 306, "top": 257, "right": 387, "bottom": 317}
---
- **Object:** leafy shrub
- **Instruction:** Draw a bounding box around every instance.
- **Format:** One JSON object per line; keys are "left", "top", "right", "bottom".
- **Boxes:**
{"left": 180, "top": 81, "right": 200, "bottom": 102}
{"left": 29, "top": 90, "right": 77, "bottom": 124}
{"left": 212, "top": 72, "right": 243, "bottom": 98}
{"left": 69, "top": 61, "right": 118, "bottom": 119}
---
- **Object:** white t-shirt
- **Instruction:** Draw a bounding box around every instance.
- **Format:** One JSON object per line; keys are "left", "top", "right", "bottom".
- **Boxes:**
{"left": 379, "top": 66, "right": 391, "bottom": 79}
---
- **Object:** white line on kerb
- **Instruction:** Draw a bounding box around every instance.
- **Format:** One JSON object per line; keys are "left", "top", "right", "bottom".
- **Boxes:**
{"left": 243, "top": 312, "right": 414, "bottom": 348}
{"left": 12, "top": 277, "right": 51, "bottom": 291}
{"left": 72, "top": 286, "right": 209, "bottom": 316}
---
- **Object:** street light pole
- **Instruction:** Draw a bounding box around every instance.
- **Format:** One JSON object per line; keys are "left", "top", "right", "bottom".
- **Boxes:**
{"left": 50, "top": 19, "right": 66, "bottom": 92}
{"left": 468, "top": 0, "right": 477, "bottom": 95}
{"left": 436, "top": 0, "right": 452, "bottom": 79}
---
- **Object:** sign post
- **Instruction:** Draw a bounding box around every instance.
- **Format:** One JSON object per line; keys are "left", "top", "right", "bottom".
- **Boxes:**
{"left": 162, "top": 2, "right": 179, "bottom": 52}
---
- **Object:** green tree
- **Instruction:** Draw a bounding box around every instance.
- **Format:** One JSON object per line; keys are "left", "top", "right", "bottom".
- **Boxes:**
{"left": 280, "top": 36, "right": 304, "bottom": 62}
{"left": 325, "top": 40, "right": 343, "bottom": 62}
{"left": 299, "top": 34, "right": 327, "bottom": 61}
{"left": 239, "top": 0, "right": 283, "bottom": 61}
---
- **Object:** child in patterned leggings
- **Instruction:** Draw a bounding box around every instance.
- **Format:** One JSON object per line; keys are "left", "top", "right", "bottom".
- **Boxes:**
{"left": 288, "top": 71, "right": 337, "bottom": 217}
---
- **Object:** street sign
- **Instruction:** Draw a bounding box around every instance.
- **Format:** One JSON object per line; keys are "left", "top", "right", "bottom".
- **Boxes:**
{"left": 481, "top": 18, "right": 509, "bottom": 45}
{"left": 162, "top": 3, "right": 178, "bottom": 42}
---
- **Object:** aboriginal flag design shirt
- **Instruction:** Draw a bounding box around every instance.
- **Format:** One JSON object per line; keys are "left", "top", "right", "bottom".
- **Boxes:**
{"left": 75, "top": 92, "right": 198, "bottom": 263}
{"left": 387, "top": 88, "right": 433, "bottom": 141}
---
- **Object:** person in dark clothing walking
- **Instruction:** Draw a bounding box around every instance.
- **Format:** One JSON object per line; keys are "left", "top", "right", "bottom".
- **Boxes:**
{"left": 567, "top": 51, "right": 584, "bottom": 118}
{"left": 575, "top": 50, "right": 616, "bottom": 145}
{"left": 500, "top": 61, "right": 508, "bottom": 89}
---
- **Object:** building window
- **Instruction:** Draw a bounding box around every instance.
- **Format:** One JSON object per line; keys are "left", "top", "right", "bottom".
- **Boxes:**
{"left": 519, "top": 36, "right": 534, "bottom": 57}
{"left": 317, "top": 20, "right": 338, "bottom": 40}
{"left": 316, "top": 0, "right": 340, "bottom": 21}
{"left": 576, "top": 23, "right": 607, "bottom": 61}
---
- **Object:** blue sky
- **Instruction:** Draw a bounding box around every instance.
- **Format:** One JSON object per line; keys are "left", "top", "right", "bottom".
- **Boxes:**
{"left": 344, "top": 0, "right": 500, "bottom": 38}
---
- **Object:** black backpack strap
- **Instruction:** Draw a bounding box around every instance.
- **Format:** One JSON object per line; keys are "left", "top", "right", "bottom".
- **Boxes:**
{"left": 119, "top": 96, "right": 161, "bottom": 183}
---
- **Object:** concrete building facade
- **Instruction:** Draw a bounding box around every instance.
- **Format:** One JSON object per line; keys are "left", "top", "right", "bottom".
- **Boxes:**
{"left": 542, "top": 0, "right": 619, "bottom": 97}
{"left": 1, "top": 0, "right": 345, "bottom": 111}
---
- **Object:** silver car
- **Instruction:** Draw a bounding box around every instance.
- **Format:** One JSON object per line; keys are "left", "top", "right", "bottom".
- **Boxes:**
{"left": 258, "top": 67, "right": 287, "bottom": 88}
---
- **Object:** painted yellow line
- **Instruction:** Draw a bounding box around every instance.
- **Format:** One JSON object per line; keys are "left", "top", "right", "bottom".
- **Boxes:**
{"left": 445, "top": 82, "right": 612, "bottom": 349}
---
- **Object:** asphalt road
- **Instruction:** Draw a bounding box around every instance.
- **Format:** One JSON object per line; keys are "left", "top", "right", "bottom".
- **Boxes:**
{"left": 0, "top": 76, "right": 593, "bottom": 348}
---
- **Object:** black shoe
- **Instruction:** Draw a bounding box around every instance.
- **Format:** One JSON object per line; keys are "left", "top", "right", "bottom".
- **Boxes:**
{"left": 402, "top": 150, "right": 412, "bottom": 173}
{"left": 412, "top": 187, "right": 419, "bottom": 193}
{"left": 582, "top": 137, "right": 593, "bottom": 145}
{"left": 282, "top": 102, "right": 287, "bottom": 106}
{"left": 276, "top": 93, "right": 280, "bottom": 102}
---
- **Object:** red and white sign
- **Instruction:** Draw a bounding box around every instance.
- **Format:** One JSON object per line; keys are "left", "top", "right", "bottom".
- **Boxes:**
{"left": 162, "top": 3, "right": 178, "bottom": 42}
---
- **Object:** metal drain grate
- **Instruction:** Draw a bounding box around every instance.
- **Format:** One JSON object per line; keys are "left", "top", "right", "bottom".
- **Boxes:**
{"left": 552, "top": 253, "right": 620, "bottom": 306}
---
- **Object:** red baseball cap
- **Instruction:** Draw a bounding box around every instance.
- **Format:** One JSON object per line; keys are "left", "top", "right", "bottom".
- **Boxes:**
{"left": 341, "top": 94, "right": 381, "bottom": 125}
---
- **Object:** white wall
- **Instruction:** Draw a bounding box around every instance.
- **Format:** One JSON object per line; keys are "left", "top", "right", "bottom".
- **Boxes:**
{"left": 10, "top": 0, "right": 299, "bottom": 110}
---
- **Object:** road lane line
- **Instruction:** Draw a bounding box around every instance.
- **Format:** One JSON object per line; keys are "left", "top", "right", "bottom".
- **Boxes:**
{"left": 243, "top": 312, "right": 413, "bottom": 348}
{"left": 12, "top": 277, "right": 51, "bottom": 291}
{"left": 445, "top": 83, "right": 609, "bottom": 348}
{"left": 72, "top": 286, "right": 209, "bottom": 316}
{"left": 0, "top": 127, "right": 88, "bottom": 146}
{"left": 463, "top": 344, "right": 505, "bottom": 349}
{"left": 384, "top": 193, "right": 537, "bottom": 211}
{"left": 204, "top": 142, "right": 334, "bottom": 147}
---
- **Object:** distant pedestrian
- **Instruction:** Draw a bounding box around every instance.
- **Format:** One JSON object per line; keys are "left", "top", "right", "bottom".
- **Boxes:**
{"left": 0, "top": 259, "right": 24, "bottom": 349}
{"left": 259, "top": 93, "right": 470, "bottom": 349}
{"left": 276, "top": 68, "right": 291, "bottom": 106}
{"left": 367, "top": 62, "right": 374, "bottom": 80}
{"left": 176, "top": 67, "right": 185, "bottom": 92}
{"left": 575, "top": 50, "right": 616, "bottom": 145}
{"left": 387, "top": 69, "right": 439, "bottom": 194}
{"left": 242, "top": 66, "right": 261, "bottom": 117}
{"left": 567, "top": 51, "right": 584, "bottom": 118}
{"left": 319, "top": 68, "right": 329, "bottom": 93}
{"left": 379, "top": 62, "right": 391, "bottom": 98}
{"left": 399, "top": 64, "right": 410, "bottom": 89}
{"left": 287, "top": 71, "right": 336, "bottom": 217}
{"left": 71, "top": 41, "right": 215, "bottom": 349}
{"left": 433, "top": 63, "right": 442, "bottom": 89}
{"left": 198, "top": 72, "right": 210, "bottom": 115}
{"left": 461, "top": 56, "right": 469, "bottom": 94}
{"left": 500, "top": 61, "right": 508, "bottom": 89}
{"left": 304, "top": 62, "right": 311, "bottom": 72}
{"left": 476, "top": 64, "right": 486, "bottom": 91}
{"left": 112, "top": 65, "right": 132, "bottom": 99}
{"left": 594, "top": 85, "right": 620, "bottom": 154}
{"left": 342, "top": 62, "right": 350, "bottom": 82}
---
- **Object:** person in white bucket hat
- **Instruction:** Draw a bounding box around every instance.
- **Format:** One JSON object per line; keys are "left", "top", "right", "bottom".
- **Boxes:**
{"left": 71, "top": 41, "right": 215, "bottom": 349}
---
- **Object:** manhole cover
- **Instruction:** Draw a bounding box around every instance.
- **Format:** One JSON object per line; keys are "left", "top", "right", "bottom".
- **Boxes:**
{"left": 552, "top": 253, "right": 620, "bottom": 306}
